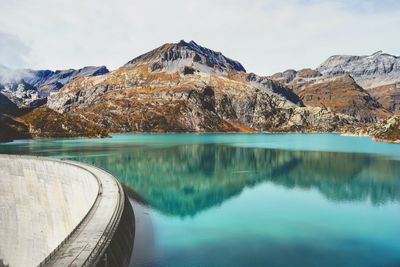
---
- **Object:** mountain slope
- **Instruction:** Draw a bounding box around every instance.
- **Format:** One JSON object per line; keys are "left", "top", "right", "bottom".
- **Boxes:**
{"left": 0, "top": 107, "right": 109, "bottom": 141}
{"left": 0, "top": 114, "right": 30, "bottom": 141}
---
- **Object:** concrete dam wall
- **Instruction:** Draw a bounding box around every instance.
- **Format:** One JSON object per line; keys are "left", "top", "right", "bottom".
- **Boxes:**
{"left": 0, "top": 155, "right": 134, "bottom": 267}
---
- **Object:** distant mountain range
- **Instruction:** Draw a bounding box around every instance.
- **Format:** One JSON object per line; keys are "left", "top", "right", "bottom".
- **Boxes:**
{"left": 0, "top": 65, "right": 108, "bottom": 110}
{"left": 0, "top": 41, "right": 399, "bottom": 142}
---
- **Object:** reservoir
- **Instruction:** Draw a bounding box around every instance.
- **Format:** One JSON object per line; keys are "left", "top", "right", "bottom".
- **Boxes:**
{"left": 1, "top": 133, "right": 399, "bottom": 267}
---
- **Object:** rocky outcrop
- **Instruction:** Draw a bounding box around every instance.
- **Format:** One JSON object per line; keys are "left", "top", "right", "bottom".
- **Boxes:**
{"left": 371, "top": 115, "right": 400, "bottom": 143}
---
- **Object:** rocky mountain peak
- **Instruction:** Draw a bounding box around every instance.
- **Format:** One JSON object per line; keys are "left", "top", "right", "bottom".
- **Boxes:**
{"left": 372, "top": 50, "right": 384, "bottom": 56}
{"left": 124, "top": 40, "right": 246, "bottom": 74}
{"left": 317, "top": 51, "right": 400, "bottom": 78}
{"left": 316, "top": 50, "right": 400, "bottom": 105}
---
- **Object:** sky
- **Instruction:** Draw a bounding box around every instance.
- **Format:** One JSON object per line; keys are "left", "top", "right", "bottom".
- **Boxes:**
{"left": 0, "top": 0, "right": 399, "bottom": 75}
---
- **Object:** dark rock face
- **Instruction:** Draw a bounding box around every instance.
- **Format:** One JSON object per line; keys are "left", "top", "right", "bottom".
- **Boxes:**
{"left": 124, "top": 40, "right": 246, "bottom": 73}
{"left": 0, "top": 92, "right": 18, "bottom": 113}
{"left": 183, "top": 66, "right": 196, "bottom": 75}
{"left": 246, "top": 73, "right": 304, "bottom": 105}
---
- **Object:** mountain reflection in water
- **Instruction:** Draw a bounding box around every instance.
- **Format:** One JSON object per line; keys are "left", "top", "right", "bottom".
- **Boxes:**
{"left": 62, "top": 144, "right": 400, "bottom": 217}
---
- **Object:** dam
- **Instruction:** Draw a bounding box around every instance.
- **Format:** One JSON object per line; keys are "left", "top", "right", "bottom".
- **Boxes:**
{"left": 0, "top": 155, "right": 134, "bottom": 267}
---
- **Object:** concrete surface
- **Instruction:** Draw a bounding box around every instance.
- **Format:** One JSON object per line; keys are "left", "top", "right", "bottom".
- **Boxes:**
{"left": 0, "top": 155, "right": 128, "bottom": 267}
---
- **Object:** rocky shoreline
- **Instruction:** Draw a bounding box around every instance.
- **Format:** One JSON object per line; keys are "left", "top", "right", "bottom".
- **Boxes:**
{"left": 1, "top": 119, "right": 397, "bottom": 144}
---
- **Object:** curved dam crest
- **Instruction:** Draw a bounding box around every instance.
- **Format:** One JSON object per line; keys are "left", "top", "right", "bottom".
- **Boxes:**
{"left": 0, "top": 155, "right": 134, "bottom": 267}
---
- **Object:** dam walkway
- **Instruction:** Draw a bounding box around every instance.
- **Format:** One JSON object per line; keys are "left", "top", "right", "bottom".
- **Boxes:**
{"left": 40, "top": 160, "right": 125, "bottom": 267}
{"left": 0, "top": 155, "right": 132, "bottom": 267}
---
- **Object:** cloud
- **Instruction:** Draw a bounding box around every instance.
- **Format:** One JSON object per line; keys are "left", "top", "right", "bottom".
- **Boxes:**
{"left": 0, "top": 32, "right": 31, "bottom": 69}
{"left": 0, "top": 67, "right": 33, "bottom": 86}
{"left": 0, "top": 0, "right": 399, "bottom": 75}
{"left": 331, "top": 0, "right": 400, "bottom": 14}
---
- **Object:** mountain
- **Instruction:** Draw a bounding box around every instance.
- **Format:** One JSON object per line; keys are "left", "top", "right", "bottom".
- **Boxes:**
{"left": 2, "top": 42, "right": 399, "bottom": 142}
{"left": 23, "top": 66, "right": 109, "bottom": 91}
{"left": 317, "top": 51, "right": 400, "bottom": 86}
{"left": 0, "top": 65, "right": 109, "bottom": 108}
{"left": 269, "top": 69, "right": 390, "bottom": 122}
{"left": 0, "top": 65, "right": 109, "bottom": 91}
{"left": 48, "top": 40, "right": 352, "bottom": 133}
{"left": 124, "top": 40, "right": 246, "bottom": 74}
{"left": 317, "top": 51, "right": 400, "bottom": 113}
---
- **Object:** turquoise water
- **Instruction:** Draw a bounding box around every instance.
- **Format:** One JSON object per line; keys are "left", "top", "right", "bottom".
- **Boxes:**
{"left": 1, "top": 133, "right": 400, "bottom": 267}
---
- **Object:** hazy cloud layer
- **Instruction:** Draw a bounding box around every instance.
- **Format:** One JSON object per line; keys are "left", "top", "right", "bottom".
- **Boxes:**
{"left": 0, "top": 0, "right": 399, "bottom": 75}
{"left": 0, "top": 32, "right": 31, "bottom": 69}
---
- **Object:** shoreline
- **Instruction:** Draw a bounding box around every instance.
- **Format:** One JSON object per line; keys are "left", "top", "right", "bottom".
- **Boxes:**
{"left": 1, "top": 131, "right": 398, "bottom": 144}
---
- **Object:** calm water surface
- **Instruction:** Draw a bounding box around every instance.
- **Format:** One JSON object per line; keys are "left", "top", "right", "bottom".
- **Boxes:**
{"left": 1, "top": 133, "right": 399, "bottom": 267}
